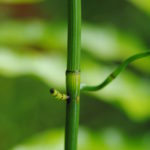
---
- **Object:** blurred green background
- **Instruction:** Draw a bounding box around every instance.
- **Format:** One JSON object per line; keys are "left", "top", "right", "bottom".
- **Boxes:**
{"left": 0, "top": 0, "right": 150, "bottom": 150}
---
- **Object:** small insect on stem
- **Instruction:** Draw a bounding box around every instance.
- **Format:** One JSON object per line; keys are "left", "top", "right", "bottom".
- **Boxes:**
{"left": 50, "top": 88, "right": 69, "bottom": 101}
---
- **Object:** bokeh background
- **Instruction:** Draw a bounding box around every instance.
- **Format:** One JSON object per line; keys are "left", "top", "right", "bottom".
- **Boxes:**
{"left": 0, "top": 0, "right": 150, "bottom": 150}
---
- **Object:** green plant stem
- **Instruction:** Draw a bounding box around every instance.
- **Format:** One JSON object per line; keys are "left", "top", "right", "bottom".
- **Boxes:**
{"left": 65, "top": 0, "right": 81, "bottom": 150}
{"left": 80, "top": 51, "right": 150, "bottom": 92}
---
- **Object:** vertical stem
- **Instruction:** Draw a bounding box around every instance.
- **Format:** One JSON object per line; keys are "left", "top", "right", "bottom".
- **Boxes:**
{"left": 65, "top": 0, "right": 81, "bottom": 149}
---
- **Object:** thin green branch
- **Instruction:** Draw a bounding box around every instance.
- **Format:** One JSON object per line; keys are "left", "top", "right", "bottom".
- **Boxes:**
{"left": 80, "top": 51, "right": 150, "bottom": 92}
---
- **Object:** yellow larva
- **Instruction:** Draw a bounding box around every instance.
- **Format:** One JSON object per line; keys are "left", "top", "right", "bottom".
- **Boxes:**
{"left": 50, "top": 88, "right": 69, "bottom": 101}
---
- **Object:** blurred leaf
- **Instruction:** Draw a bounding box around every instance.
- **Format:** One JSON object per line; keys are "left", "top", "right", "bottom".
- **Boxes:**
{"left": 0, "top": 0, "right": 43, "bottom": 4}
{"left": 12, "top": 128, "right": 150, "bottom": 150}
{"left": 2, "top": 73, "right": 148, "bottom": 150}
{"left": 0, "top": 48, "right": 150, "bottom": 120}
{"left": 0, "top": 1, "right": 150, "bottom": 150}
{"left": 0, "top": 21, "right": 149, "bottom": 74}
{"left": 128, "top": 0, "right": 150, "bottom": 15}
{"left": 0, "top": 47, "right": 66, "bottom": 87}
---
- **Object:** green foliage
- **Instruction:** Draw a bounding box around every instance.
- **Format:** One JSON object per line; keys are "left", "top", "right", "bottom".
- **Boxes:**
{"left": 12, "top": 128, "right": 150, "bottom": 150}
{"left": 0, "top": 26, "right": 150, "bottom": 120}
{"left": 0, "top": 0, "right": 150, "bottom": 149}
{"left": 129, "top": 0, "right": 150, "bottom": 15}
{"left": 0, "top": 0, "right": 43, "bottom": 4}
